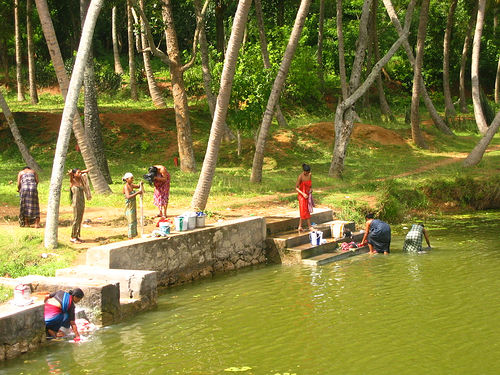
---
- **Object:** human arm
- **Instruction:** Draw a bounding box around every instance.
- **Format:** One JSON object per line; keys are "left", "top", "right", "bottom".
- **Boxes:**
{"left": 70, "top": 320, "right": 80, "bottom": 341}
{"left": 17, "top": 172, "right": 22, "bottom": 192}
{"left": 423, "top": 228, "right": 431, "bottom": 248}
{"left": 360, "top": 220, "right": 371, "bottom": 244}
{"left": 295, "top": 175, "right": 308, "bottom": 198}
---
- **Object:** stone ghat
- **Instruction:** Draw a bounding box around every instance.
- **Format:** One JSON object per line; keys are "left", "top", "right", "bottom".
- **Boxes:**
{"left": 0, "top": 216, "right": 267, "bottom": 361}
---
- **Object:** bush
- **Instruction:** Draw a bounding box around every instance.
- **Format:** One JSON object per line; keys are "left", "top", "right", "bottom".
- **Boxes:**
{"left": 35, "top": 61, "right": 58, "bottom": 87}
{"left": 94, "top": 61, "right": 122, "bottom": 93}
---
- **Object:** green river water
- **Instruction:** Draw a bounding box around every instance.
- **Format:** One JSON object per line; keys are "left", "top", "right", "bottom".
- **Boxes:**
{"left": 1, "top": 211, "right": 499, "bottom": 375}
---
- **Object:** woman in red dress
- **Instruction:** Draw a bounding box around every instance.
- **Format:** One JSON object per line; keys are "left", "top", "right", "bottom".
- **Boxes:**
{"left": 153, "top": 165, "right": 170, "bottom": 218}
{"left": 295, "top": 163, "right": 313, "bottom": 232}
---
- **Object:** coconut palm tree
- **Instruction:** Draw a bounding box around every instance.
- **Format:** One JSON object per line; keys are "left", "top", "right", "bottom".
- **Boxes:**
{"left": 112, "top": 6, "right": 124, "bottom": 75}
{"left": 0, "top": 91, "right": 41, "bottom": 173}
{"left": 463, "top": 111, "right": 500, "bottom": 166}
{"left": 26, "top": 0, "right": 38, "bottom": 104}
{"left": 14, "top": 0, "right": 25, "bottom": 101}
{"left": 471, "top": 0, "right": 489, "bottom": 135}
{"left": 190, "top": 0, "right": 253, "bottom": 211}
{"left": 443, "top": 0, "right": 458, "bottom": 117}
{"left": 44, "top": 0, "right": 105, "bottom": 249}
{"left": 34, "top": 0, "right": 111, "bottom": 194}
{"left": 250, "top": 0, "right": 313, "bottom": 183}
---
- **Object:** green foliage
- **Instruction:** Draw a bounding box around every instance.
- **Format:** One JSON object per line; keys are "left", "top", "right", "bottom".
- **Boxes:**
{"left": 94, "top": 61, "right": 122, "bottom": 93}
{"left": 35, "top": 61, "right": 58, "bottom": 87}
{"left": 0, "top": 285, "right": 13, "bottom": 304}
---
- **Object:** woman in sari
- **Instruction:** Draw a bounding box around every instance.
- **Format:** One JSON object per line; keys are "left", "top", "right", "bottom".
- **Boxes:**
{"left": 122, "top": 172, "right": 143, "bottom": 239}
{"left": 295, "top": 163, "right": 313, "bottom": 232}
{"left": 152, "top": 165, "right": 170, "bottom": 218}
{"left": 68, "top": 168, "right": 91, "bottom": 244}
{"left": 17, "top": 167, "right": 40, "bottom": 228}
{"left": 44, "top": 288, "right": 84, "bottom": 340}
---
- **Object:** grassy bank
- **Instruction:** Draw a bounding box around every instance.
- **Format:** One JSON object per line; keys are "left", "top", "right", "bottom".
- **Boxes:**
{"left": 1, "top": 90, "right": 499, "bottom": 291}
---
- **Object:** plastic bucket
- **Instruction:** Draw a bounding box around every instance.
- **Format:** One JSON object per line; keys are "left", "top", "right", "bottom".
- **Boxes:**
{"left": 187, "top": 216, "right": 196, "bottom": 230}
{"left": 196, "top": 215, "right": 206, "bottom": 228}
{"left": 309, "top": 230, "right": 323, "bottom": 246}
{"left": 159, "top": 222, "right": 170, "bottom": 235}
{"left": 13, "top": 284, "right": 32, "bottom": 306}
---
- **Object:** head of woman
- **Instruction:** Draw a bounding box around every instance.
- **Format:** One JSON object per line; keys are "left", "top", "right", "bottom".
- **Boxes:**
{"left": 69, "top": 288, "right": 84, "bottom": 303}
{"left": 122, "top": 172, "right": 134, "bottom": 184}
{"left": 302, "top": 163, "right": 311, "bottom": 175}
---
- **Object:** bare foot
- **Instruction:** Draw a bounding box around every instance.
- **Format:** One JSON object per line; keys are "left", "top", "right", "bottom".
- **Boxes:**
{"left": 297, "top": 227, "right": 304, "bottom": 232}
{"left": 70, "top": 238, "right": 82, "bottom": 244}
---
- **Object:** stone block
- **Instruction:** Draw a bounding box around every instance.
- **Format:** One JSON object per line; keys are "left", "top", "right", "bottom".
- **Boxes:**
{"left": 55, "top": 267, "right": 157, "bottom": 307}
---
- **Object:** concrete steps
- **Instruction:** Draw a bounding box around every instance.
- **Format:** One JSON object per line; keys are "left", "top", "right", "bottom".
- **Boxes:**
{"left": 265, "top": 209, "right": 368, "bottom": 266}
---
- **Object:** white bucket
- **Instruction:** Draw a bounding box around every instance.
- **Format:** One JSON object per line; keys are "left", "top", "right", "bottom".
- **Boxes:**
{"left": 187, "top": 215, "right": 196, "bottom": 230}
{"left": 196, "top": 214, "right": 206, "bottom": 228}
{"left": 331, "top": 223, "right": 345, "bottom": 239}
{"left": 174, "top": 216, "right": 185, "bottom": 231}
{"left": 309, "top": 230, "right": 323, "bottom": 246}
{"left": 159, "top": 221, "right": 170, "bottom": 235}
{"left": 13, "top": 284, "right": 33, "bottom": 306}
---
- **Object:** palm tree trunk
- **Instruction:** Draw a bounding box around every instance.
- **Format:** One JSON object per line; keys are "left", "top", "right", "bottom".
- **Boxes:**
{"left": 410, "top": 0, "right": 430, "bottom": 148}
{"left": 81, "top": 0, "right": 112, "bottom": 184}
{"left": 127, "top": 0, "right": 138, "bottom": 101}
{"left": 34, "top": 0, "right": 111, "bottom": 194}
{"left": 254, "top": 0, "right": 288, "bottom": 128}
{"left": 250, "top": 0, "right": 312, "bottom": 183}
{"left": 191, "top": 0, "right": 253, "bottom": 211}
{"left": 317, "top": 0, "right": 325, "bottom": 89}
{"left": 195, "top": 0, "right": 235, "bottom": 142}
{"left": 112, "top": 6, "right": 124, "bottom": 75}
{"left": 471, "top": 0, "right": 489, "bottom": 135}
{"left": 463, "top": 111, "right": 500, "bottom": 166}
{"left": 215, "top": 0, "right": 225, "bottom": 61}
{"left": 45, "top": 0, "right": 105, "bottom": 249}
{"left": 459, "top": 5, "right": 477, "bottom": 112}
{"left": 443, "top": 0, "right": 458, "bottom": 117}
{"left": 14, "top": 0, "right": 25, "bottom": 102}
{"left": 139, "top": 0, "right": 165, "bottom": 108}
{"left": 495, "top": 56, "right": 500, "bottom": 104}
{"left": 337, "top": 0, "right": 348, "bottom": 99}
{"left": 162, "top": 0, "right": 196, "bottom": 172}
{"left": 382, "top": 0, "right": 453, "bottom": 135}
{"left": 0, "top": 91, "right": 41, "bottom": 173}
{"left": 26, "top": 0, "right": 38, "bottom": 104}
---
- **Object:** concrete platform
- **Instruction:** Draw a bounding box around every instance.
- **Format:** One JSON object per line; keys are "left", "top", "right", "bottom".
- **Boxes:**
{"left": 302, "top": 246, "right": 370, "bottom": 266}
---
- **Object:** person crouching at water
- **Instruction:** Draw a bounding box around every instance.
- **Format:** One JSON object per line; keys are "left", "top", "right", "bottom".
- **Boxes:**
{"left": 296, "top": 163, "right": 313, "bottom": 232}
{"left": 44, "top": 288, "right": 84, "bottom": 341}
{"left": 122, "top": 172, "right": 143, "bottom": 239}
{"left": 68, "top": 168, "right": 91, "bottom": 244}
{"left": 360, "top": 213, "right": 391, "bottom": 254}
{"left": 403, "top": 223, "right": 431, "bottom": 253}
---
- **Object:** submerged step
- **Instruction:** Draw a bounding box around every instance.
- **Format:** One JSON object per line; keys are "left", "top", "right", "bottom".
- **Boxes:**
{"left": 302, "top": 246, "right": 369, "bottom": 266}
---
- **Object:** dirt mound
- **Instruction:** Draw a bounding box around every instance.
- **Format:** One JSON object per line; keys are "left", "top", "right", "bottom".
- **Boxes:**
{"left": 297, "top": 121, "right": 406, "bottom": 146}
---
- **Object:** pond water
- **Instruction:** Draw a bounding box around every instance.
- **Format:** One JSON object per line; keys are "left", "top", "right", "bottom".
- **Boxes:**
{"left": 1, "top": 211, "right": 500, "bottom": 375}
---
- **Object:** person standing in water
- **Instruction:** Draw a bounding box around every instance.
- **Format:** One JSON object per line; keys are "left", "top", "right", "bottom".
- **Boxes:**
{"left": 296, "top": 163, "right": 313, "bottom": 232}
{"left": 403, "top": 223, "right": 431, "bottom": 252}
{"left": 17, "top": 166, "right": 40, "bottom": 228}
{"left": 68, "top": 168, "right": 91, "bottom": 244}
{"left": 122, "top": 172, "right": 143, "bottom": 239}
{"left": 361, "top": 213, "right": 391, "bottom": 254}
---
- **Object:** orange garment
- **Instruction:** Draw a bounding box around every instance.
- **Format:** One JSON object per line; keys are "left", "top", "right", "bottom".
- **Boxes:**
{"left": 298, "top": 179, "right": 312, "bottom": 219}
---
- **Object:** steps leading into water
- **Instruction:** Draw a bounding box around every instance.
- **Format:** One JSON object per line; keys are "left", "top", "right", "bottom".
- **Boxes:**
{"left": 265, "top": 209, "right": 368, "bottom": 266}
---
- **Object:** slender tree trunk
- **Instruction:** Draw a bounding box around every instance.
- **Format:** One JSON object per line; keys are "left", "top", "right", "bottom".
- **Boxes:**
{"left": 35, "top": 0, "right": 111, "bottom": 194}
{"left": 329, "top": 0, "right": 415, "bottom": 177}
{"left": 45, "top": 0, "right": 104, "bottom": 249}
{"left": 0, "top": 91, "right": 41, "bottom": 173}
{"left": 215, "top": 0, "right": 225, "bottom": 61}
{"left": 443, "top": 0, "right": 458, "bottom": 117}
{"left": 162, "top": 0, "right": 196, "bottom": 172}
{"left": 127, "top": 0, "right": 138, "bottom": 101}
{"left": 15, "top": 0, "right": 25, "bottom": 101}
{"left": 463, "top": 111, "right": 500, "bottom": 166}
{"left": 139, "top": 0, "right": 165, "bottom": 108}
{"left": 112, "top": 6, "right": 124, "bottom": 75}
{"left": 131, "top": 8, "right": 141, "bottom": 53}
{"left": 254, "top": 0, "right": 288, "bottom": 128}
{"left": 459, "top": 5, "right": 477, "bottom": 113}
{"left": 277, "top": 0, "right": 284, "bottom": 26}
{"left": 26, "top": 0, "right": 38, "bottom": 104}
{"left": 471, "top": 0, "right": 489, "bottom": 135}
{"left": 363, "top": 2, "right": 375, "bottom": 108}
{"left": 81, "top": 0, "right": 112, "bottom": 184}
{"left": 337, "top": 0, "right": 348, "bottom": 99}
{"left": 372, "top": 0, "right": 393, "bottom": 120}
{"left": 495, "top": 57, "right": 500, "bottom": 104}
{"left": 410, "top": 0, "right": 430, "bottom": 148}
{"left": 250, "top": 0, "right": 313, "bottom": 183}
{"left": 317, "top": 0, "right": 325, "bottom": 89}
{"left": 382, "top": 0, "right": 453, "bottom": 135}
{"left": 191, "top": 0, "right": 252, "bottom": 210}
{"left": 195, "top": 0, "right": 235, "bottom": 142}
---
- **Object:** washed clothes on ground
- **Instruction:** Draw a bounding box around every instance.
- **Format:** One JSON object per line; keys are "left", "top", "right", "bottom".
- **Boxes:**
{"left": 44, "top": 291, "right": 76, "bottom": 333}
{"left": 368, "top": 219, "right": 391, "bottom": 253}
{"left": 403, "top": 224, "right": 424, "bottom": 252}
{"left": 19, "top": 172, "right": 39, "bottom": 225}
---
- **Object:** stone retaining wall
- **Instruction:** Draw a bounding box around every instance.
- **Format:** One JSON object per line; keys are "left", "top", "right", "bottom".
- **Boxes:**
{"left": 86, "top": 217, "right": 267, "bottom": 287}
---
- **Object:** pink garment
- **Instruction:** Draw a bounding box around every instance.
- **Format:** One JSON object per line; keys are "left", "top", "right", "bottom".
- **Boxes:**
{"left": 153, "top": 172, "right": 170, "bottom": 207}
